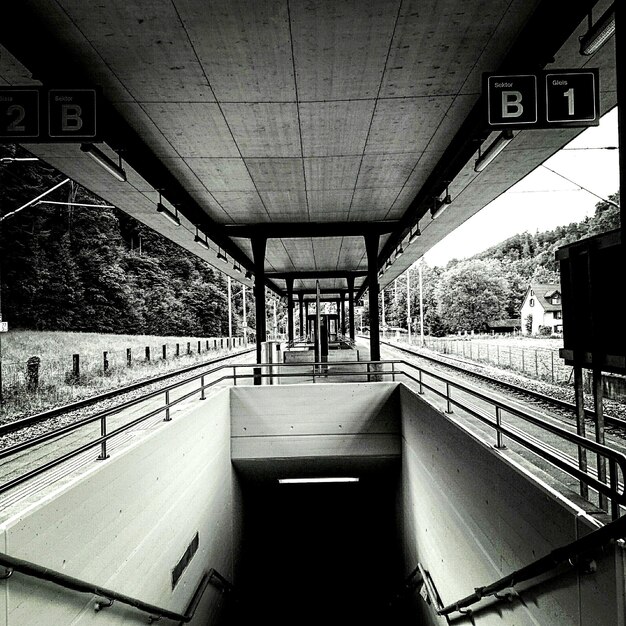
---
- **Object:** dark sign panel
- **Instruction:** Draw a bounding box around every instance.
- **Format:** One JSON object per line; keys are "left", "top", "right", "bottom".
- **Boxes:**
{"left": 487, "top": 74, "right": 537, "bottom": 127}
{"left": 484, "top": 69, "right": 599, "bottom": 129}
{"left": 0, "top": 86, "right": 101, "bottom": 142}
{"left": 0, "top": 89, "right": 40, "bottom": 140}
{"left": 545, "top": 71, "right": 598, "bottom": 124}
{"left": 48, "top": 89, "right": 98, "bottom": 139}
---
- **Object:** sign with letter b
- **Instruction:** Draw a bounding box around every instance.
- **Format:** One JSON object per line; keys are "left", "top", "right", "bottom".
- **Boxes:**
{"left": 487, "top": 75, "right": 538, "bottom": 126}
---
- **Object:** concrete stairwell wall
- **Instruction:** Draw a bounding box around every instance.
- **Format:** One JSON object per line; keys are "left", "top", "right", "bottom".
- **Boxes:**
{"left": 398, "top": 384, "right": 626, "bottom": 626}
{"left": 0, "top": 387, "right": 239, "bottom": 626}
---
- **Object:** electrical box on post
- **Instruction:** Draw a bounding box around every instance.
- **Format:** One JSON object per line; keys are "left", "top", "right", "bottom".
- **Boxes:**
{"left": 557, "top": 229, "right": 625, "bottom": 373}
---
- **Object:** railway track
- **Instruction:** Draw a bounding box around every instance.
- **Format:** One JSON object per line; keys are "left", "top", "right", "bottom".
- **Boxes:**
{"left": 380, "top": 339, "right": 626, "bottom": 431}
{"left": 0, "top": 346, "right": 255, "bottom": 440}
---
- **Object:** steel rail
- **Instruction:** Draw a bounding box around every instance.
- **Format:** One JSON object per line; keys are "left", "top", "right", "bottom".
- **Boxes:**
{"left": 0, "top": 347, "right": 255, "bottom": 437}
{"left": 382, "top": 339, "right": 626, "bottom": 428}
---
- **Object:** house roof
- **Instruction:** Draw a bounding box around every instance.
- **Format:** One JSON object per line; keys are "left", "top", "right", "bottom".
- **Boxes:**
{"left": 527, "top": 282, "right": 562, "bottom": 312}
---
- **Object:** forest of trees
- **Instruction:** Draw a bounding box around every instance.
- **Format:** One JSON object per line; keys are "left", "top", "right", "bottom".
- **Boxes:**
{"left": 369, "top": 193, "right": 620, "bottom": 336}
{"left": 0, "top": 145, "right": 245, "bottom": 336}
{"left": 0, "top": 144, "right": 620, "bottom": 338}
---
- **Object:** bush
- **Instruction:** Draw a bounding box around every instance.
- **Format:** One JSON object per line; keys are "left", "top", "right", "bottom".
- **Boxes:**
{"left": 538, "top": 325, "right": 552, "bottom": 336}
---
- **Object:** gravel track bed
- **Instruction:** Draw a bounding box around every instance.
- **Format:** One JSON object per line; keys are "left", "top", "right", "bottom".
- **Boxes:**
{"left": 382, "top": 340, "right": 626, "bottom": 438}
{"left": 0, "top": 348, "right": 253, "bottom": 452}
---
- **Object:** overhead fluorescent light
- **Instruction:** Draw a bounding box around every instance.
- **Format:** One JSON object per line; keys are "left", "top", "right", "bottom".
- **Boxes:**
{"left": 278, "top": 477, "right": 359, "bottom": 484}
{"left": 580, "top": 4, "right": 615, "bottom": 56}
{"left": 80, "top": 143, "right": 127, "bottom": 182}
{"left": 430, "top": 190, "right": 452, "bottom": 219}
{"left": 157, "top": 201, "right": 181, "bottom": 227}
{"left": 233, "top": 262, "right": 242, "bottom": 273}
{"left": 474, "top": 130, "right": 515, "bottom": 173}
{"left": 194, "top": 234, "right": 209, "bottom": 250}
{"left": 408, "top": 227, "right": 421, "bottom": 243}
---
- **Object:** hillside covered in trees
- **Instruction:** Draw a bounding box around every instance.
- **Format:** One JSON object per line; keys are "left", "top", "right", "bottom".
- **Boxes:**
{"left": 375, "top": 193, "right": 620, "bottom": 336}
{"left": 0, "top": 145, "right": 243, "bottom": 337}
{"left": 0, "top": 143, "right": 620, "bottom": 338}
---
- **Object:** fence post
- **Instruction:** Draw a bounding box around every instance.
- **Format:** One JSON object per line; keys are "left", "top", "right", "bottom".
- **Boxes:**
{"left": 200, "top": 375, "right": 206, "bottom": 400}
{"left": 496, "top": 344, "right": 500, "bottom": 366}
{"left": 233, "top": 366, "right": 237, "bottom": 385}
{"left": 198, "top": 340, "right": 201, "bottom": 354}
{"left": 72, "top": 354, "right": 80, "bottom": 382}
{"left": 391, "top": 362, "right": 396, "bottom": 382}
{"left": 176, "top": 343, "right": 180, "bottom": 357}
{"left": 187, "top": 342, "right": 191, "bottom": 355}
{"left": 26, "top": 356, "right": 41, "bottom": 392}
{"left": 418, "top": 369, "right": 424, "bottom": 394}
{"left": 521, "top": 348, "right": 525, "bottom": 373}
{"left": 163, "top": 344, "right": 167, "bottom": 360}
{"left": 145, "top": 346, "right": 150, "bottom": 362}
{"left": 103, "top": 351, "right": 109, "bottom": 373}
{"left": 127, "top": 348, "right": 132, "bottom": 367}
{"left": 535, "top": 350, "right": 538, "bottom": 377}
{"left": 551, "top": 351, "right": 555, "bottom": 383}
{"left": 206, "top": 340, "right": 209, "bottom": 350}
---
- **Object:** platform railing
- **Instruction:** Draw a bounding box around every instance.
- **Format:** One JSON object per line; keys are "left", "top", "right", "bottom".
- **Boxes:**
{"left": 1, "top": 359, "right": 625, "bottom": 519}
{"left": 0, "top": 551, "right": 233, "bottom": 624}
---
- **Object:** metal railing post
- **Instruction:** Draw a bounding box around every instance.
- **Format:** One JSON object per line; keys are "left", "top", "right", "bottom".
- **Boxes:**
{"left": 233, "top": 366, "right": 237, "bottom": 386}
{"left": 164, "top": 390, "right": 171, "bottom": 421}
{"left": 495, "top": 406, "right": 506, "bottom": 449}
{"left": 609, "top": 459, "right": 620, "bottom": 521}
{"left": 200, "top": 375, "right": 206, "bottom": 400}
{"left": 418, "top": 368, "right": 424, "bottom": 394}
{"left": 97, "top": 417, "right": 109, "bottom": 460}
{"left": 392, "top": 362, "right": 396, "bottom": 382}
{"left": 445, "top": 382, "right": 452, "bottom": 414}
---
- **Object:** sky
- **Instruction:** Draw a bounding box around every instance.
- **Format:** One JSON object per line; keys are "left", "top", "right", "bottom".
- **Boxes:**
{"left": 422, "top": 107, "right": 620, "bottom": 267}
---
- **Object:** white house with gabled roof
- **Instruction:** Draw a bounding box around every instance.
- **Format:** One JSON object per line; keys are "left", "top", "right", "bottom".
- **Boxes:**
{"left": 520, "top": 282, "right": 563, "bottom": 335}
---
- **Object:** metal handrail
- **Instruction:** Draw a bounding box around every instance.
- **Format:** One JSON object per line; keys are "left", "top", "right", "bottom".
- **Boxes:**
{"left": 415, "top": 512, "right": 626, "bottom": 617}
{"left": 2, "top": 357, "right": 625, "bottom": 518}
{"left": 0, "top": 552, "right": 233, "bottom": 624}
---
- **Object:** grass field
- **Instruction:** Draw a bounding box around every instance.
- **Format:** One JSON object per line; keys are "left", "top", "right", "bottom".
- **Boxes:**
{"left": 0, "top": 330, "right": 250, "bottom": 420}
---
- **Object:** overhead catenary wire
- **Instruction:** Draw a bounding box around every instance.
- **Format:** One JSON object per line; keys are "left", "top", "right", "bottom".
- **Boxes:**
{"left": 0, "top": 178, "right": 71, "bottom": 223}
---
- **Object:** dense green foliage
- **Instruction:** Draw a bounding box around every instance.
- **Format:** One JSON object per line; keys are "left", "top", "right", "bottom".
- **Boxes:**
{"left": 374, "top": 193, "right": 620, "bottom": 335}
{"left": 0, "top": 145, "right": 244, "bottom": 336}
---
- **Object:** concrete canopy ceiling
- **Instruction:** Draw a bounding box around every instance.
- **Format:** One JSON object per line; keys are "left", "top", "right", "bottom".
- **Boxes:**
{"left": 0, "top": 0, "right": 617, "bottom": 300}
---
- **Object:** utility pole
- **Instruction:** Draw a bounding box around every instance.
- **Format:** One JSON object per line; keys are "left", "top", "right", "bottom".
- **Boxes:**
{"left": 227, "top": 275, "right": 232, "bottom": 344}
{"left": 242, "top": 285, "right": 247, "bottom": 344}
{"left": 419, "top": 262, "right": 425, "bottom": 346}
{"left": 273, "top": 298, "right": 277, "bottom": 338}
{"left": 407, "top": 267, "right": 411, "bottom": 344}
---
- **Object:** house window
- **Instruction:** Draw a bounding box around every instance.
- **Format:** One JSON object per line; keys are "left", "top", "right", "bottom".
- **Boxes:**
{"left": 530, "top": 289, "right": 534, "bottom": 296}
{"left": 554, "top": 325, "right": 563, "bottom": 333}
{"left": 551, "top": 295, "right": 561, "bottom": 305}
{"left": 529, "top": 298, "right": 534, "bottom": 307}
{"left": 554, "top": 311, "right": 562, "bottom": 319}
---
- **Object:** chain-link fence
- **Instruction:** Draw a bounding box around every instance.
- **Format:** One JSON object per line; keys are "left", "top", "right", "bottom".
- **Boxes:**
{"left": 390, "top": 335, "right": 573, "bottom": 385}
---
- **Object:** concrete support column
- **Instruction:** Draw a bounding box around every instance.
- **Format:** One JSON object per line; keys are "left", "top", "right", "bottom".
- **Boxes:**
{"left": 252, "top": 237, "right": 267, "bottom": 365}
{"left": 286, "top": 278, "right": 294, "bottom": 342}
{"left": 340, "top": 291, "right": 346, "bottom": 335}
{"left": 298, "top": 293, "right": 304, "bottom": 339}
{"left": 364, "top": 234, "right": 380, "bottom": 361}
{"left": 347, "top": 276, "right": 355, "bottom": 340}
